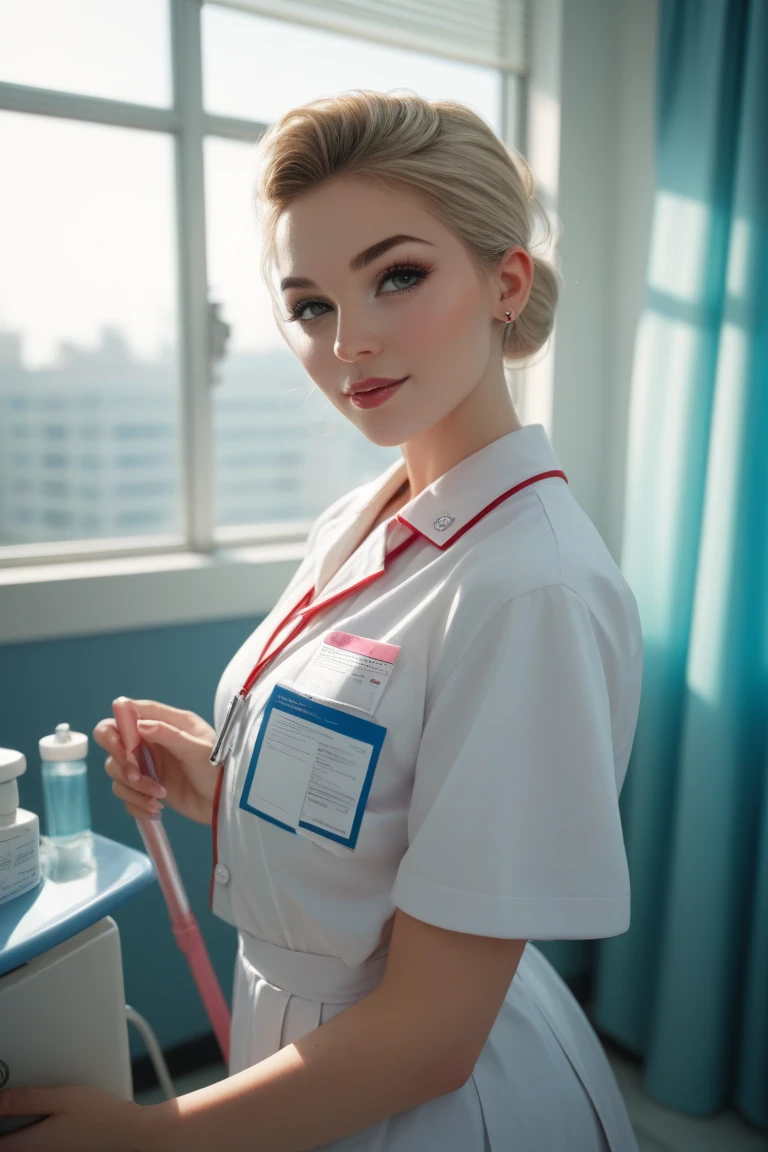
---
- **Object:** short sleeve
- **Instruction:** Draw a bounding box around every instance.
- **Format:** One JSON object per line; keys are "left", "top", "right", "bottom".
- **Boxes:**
{"left": 390, "top": 583, "right": 631, "bottom": 940}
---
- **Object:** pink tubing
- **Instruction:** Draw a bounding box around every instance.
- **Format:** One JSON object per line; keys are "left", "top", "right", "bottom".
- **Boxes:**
{"left": 112, "top": 697, "right": 231, "bottom": 1065}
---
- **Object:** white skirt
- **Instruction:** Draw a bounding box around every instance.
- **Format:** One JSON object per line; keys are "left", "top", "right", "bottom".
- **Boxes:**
{"left": 229, "top": 931, "right": 637, "bottom": 1152}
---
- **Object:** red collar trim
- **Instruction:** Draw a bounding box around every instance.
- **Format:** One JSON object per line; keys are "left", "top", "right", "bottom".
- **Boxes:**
{"left": 396, "top": 469, "right": 567, "bottom": 550}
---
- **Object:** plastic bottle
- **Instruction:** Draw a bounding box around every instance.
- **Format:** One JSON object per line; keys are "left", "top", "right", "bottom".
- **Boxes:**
{"left": 0, "top": 747, "right": 41, "bottom": 906}
{"left": 39, "top": 723, "right": 94, "bottom": 881}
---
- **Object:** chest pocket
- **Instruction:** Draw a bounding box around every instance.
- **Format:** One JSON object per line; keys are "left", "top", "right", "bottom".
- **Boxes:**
{"left": 235, "top": 680, "right": 388, "bottom": 859}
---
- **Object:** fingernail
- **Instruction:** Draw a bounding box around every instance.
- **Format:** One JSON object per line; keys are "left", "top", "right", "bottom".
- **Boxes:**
{"left": 156, "top": 785, "right": 167, "bottom": 798}
{"left": 128, "top": 768, "right": 140, "bottom": 782}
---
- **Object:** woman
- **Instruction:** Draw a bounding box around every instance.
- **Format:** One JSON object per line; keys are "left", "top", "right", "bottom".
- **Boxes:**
{"left": 1, "top": 92, "right": 642, "bottom": 1151}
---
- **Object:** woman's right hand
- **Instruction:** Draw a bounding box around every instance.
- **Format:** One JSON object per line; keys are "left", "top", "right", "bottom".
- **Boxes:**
{"left": 93, "top": 701, "right": 220, "bottom": 826}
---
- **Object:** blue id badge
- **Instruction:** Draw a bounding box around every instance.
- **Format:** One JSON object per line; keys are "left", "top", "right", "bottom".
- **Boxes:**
{"left": 239, "top": 684, "right": 386, "bottom": 851}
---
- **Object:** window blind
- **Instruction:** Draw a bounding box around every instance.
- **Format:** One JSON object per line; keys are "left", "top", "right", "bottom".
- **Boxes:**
{"left": 208, "top": 0, "right": 528, "bottom": 74}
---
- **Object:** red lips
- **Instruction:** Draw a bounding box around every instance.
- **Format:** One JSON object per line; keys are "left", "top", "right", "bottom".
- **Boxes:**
{"left": 346, "top": 375, "right": 408, "bottom": 395}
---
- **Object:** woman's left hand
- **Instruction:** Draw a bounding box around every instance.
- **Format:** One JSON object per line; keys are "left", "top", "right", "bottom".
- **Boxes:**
{"left": 0, "top": 1084, "right": 150, "bottom": 1150}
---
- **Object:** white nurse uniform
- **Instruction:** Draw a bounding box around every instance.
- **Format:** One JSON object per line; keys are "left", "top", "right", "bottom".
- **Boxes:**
{"left": 210, "top": 423, "right": 643, "bottom": 1151}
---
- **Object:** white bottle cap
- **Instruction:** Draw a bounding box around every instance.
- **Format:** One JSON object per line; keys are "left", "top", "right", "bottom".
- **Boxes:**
{"left": 0, "top": 748, "right": 26, "bottom": 817}
{"left": 39, "top": 723, "right": 88, "bottom": 762}
{"left": 0, "top": 748, "right": 26, "bottom": 785}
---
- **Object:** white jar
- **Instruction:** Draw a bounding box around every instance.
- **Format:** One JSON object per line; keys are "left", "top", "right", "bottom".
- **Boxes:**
{"left": 0, "top": 747, "right": 41, "bottom": 906}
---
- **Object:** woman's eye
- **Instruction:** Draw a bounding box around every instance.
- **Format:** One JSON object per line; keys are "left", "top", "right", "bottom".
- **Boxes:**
{"left": 291, "top": 300, "right": 330, "bottom": 324}
{"left": 287, "top": 263, "right": 429, "bottom": 326}
{"left": 379, "top": 269, "right": 421, "bottom": 292}
{"left": 376, "top": 263, "right": 429, "bottom": 295}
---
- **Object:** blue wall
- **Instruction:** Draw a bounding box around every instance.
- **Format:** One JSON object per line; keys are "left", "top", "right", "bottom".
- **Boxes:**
{"left": 2, "top": 614, "right": 263, "bottom": 1059}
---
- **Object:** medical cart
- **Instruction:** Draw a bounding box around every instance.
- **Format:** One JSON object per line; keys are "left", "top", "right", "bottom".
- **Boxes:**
{"left": 0, "top": 833, "right": 161, "bottom": 1136}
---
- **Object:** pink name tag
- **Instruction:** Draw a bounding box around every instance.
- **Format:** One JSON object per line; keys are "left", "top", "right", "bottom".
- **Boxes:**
{"left": 324, "top": 631, "right": 401, "bottom": 663}
{"left": 294, "top": 631, "right": 401, "bottom": 715}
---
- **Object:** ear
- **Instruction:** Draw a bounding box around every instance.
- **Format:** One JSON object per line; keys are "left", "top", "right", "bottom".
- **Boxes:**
{"left": 493, "top": 246, "right": 534, "bottom": 323}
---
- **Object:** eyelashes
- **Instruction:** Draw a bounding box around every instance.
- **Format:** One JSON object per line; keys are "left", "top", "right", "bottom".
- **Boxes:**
{"left": 285, "top": 261, "right": 432, "bottom": 327}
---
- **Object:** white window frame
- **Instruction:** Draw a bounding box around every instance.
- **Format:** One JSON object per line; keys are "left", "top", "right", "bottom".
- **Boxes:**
{"left": 0, "top": 0, "right": 534, "bottom": 640}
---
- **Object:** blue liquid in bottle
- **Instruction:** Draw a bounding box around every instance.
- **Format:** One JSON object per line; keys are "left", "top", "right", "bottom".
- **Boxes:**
{"left": 40, "top": 724, "right": 94, "bottom": 881}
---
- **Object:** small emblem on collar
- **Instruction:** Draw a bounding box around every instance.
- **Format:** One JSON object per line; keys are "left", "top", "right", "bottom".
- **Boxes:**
{"left": 433, "top": 514, "right": 455, "bottom": 532}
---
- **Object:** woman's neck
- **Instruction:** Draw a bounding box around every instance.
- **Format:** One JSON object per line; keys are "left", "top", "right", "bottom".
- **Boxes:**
{"left": 369, "top": 478, "right": 411, "bottom": 534}
{"left": 399, "top": 375, "right": 522, "bottom": 500}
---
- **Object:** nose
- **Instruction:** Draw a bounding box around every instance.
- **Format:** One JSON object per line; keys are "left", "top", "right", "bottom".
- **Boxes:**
{"left": 333, "top": 306, "right": 383, "bottom": 363}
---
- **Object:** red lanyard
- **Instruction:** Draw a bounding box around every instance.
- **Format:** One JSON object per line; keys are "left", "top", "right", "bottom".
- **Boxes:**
{"left": 208, "top": 529, "right": 420, "bottom": 765}
{"left": 243, "top": 529, "right": 419, "bottom": 695}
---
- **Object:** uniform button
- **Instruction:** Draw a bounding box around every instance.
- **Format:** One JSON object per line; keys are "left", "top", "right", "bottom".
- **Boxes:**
{"left": 214, "top": 863, "right": 230, "bottom": 884}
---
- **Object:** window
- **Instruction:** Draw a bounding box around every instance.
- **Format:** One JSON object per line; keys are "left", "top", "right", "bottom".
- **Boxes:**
{"left": 113, "top": 424, "right": 174, "bottom": 441}
{"left": 0, "top": 110, "right": 180, "bottom": 548}
{"left": 202, "top": 7, "right": 503, "bottom": 129}
{"left": 0, "top": 0, "right": 527, "bottom": 561}
{"left": 0, "top": 0, "right": 171, "bottom": 106}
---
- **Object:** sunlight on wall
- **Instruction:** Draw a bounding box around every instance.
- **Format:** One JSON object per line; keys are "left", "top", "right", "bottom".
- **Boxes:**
{"left": 623, "top": 311, "right": 700, "bottom": 639}
{"left": 623, "top": 186, "right": 756, "bottom": 709}
{"left": 686, "top": 333, "right": 749, "bottom": 704}
{"left": 623, "top": 190, "right": 715, "bottom": 645}
{"left": 725, "top": 216, "right": 751, "bottom": 302}
{"left": 517, "top": 81, "right": 562, "bottom": 435}
{"left": 647, "top": 190, "right": 712, "bottom": 298}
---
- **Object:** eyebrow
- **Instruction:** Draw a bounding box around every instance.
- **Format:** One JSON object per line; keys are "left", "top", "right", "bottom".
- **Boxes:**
{"left": 279, "top": 234, "right": 435, "bottom": 293}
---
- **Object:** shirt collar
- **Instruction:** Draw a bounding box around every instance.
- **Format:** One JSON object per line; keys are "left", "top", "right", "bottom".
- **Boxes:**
{"left": 308, "top": 424, "right": 565, "bottom": 603}
{"left": 395, "top": 423, "right": 566, "bottom": 548}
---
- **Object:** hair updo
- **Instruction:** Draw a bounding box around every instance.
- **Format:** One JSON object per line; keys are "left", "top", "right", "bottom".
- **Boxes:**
{"left": 253, "top": 88, "right": 561, "bottom": 365}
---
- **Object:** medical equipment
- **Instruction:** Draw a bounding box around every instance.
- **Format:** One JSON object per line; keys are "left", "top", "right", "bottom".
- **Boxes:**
{"left": 0, "top": 719, "right": 217, "bottom": 1135}
{"left": 0, "top": 834, "right": 158, "bottom": 1136}
{"left": 112, "top": 697, "right": 231, "bottom": 1065}
{"left": 39, "top": 723, "right": 93, "bottom": 881}
{"left": 0, "top": 747, "right": 40, "bottom": 908}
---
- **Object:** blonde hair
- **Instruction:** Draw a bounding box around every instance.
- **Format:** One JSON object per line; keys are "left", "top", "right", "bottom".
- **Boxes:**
{"left": 253, "top": 89, "right": 561, "bottom": 364}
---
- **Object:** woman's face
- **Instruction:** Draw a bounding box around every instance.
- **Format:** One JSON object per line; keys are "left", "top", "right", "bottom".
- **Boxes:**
{"left": 273, "top": 175, "right": 521, "bottom": 448}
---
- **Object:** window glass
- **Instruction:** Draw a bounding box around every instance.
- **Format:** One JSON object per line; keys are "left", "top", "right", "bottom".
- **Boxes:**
{"left": 0, "top": 111, "right": 180, "bottom": 546}
{"left": 0, "top": 0, "right": 171, "bottom": 107}
{"left": 202, "top": 7, "right": 501, "bottom": 135}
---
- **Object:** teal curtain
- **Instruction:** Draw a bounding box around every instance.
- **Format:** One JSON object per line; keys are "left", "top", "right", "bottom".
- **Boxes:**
{"left": 588, "top": 0, "right": 768, "bottom": 1129}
